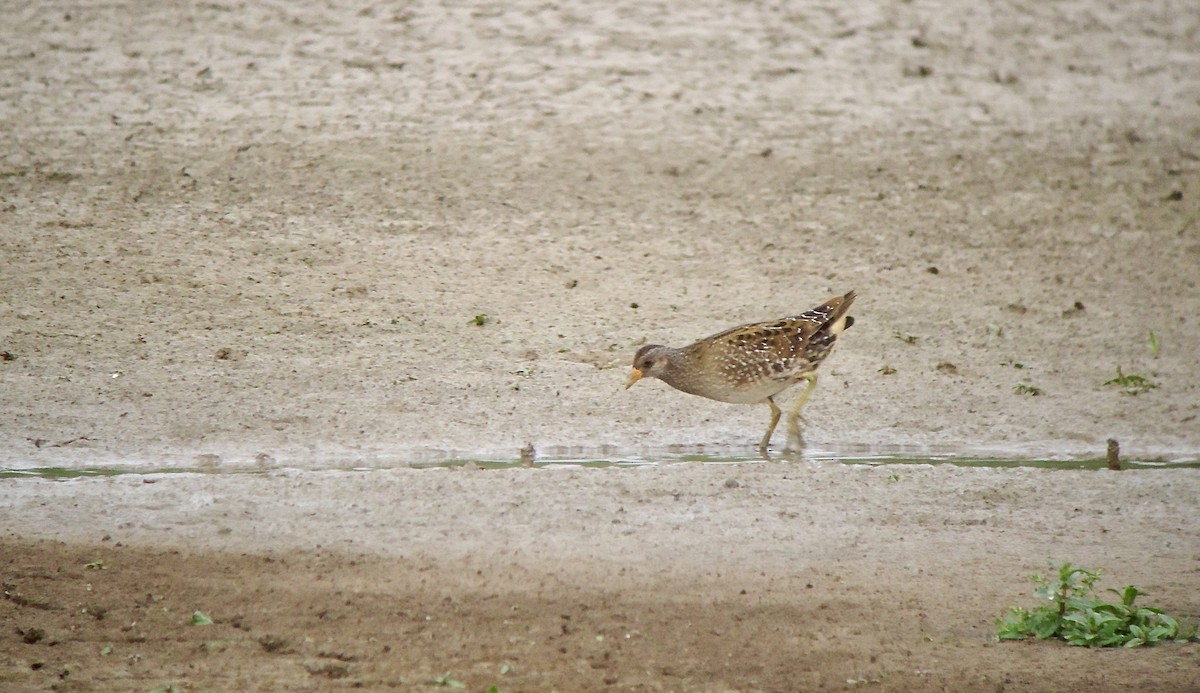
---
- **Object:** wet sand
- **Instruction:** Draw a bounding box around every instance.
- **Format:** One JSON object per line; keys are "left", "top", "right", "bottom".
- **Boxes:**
{"left": 2, "top": 1, "right": 1199, "bottom": 690}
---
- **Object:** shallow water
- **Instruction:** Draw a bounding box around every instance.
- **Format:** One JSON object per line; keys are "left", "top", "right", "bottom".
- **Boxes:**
{"left": 3, "top": 452, "right": 1197, "bottom": 480}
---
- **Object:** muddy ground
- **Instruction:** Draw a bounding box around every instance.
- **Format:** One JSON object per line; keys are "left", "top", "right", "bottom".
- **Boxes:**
{"left": 2, "top": 0, "right": 1199, "bottom": 690}
{"left": 4, "top": 464, "right": 1200, "bottom": 691}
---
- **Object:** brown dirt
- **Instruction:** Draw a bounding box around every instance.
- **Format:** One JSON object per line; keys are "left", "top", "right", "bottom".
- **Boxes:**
{"left": 2, "top": 0, "right": 1200, "bottom": 691}
{"left": 3, "top": 464, "right": 1199, "bottom": 691}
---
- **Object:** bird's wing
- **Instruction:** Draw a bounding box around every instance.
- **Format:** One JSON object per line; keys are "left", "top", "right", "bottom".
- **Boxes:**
{"left": 691, "top": 291, "right": 856, "bottom": 385}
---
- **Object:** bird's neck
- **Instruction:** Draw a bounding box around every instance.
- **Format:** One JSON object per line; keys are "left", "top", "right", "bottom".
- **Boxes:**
{"left": 659, "top": 347, "right": 706, "bottom": 395}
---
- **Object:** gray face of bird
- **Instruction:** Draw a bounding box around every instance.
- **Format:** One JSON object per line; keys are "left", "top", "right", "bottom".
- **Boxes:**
{"left": 626, "top": 344, "right": 672, "bottom": 388}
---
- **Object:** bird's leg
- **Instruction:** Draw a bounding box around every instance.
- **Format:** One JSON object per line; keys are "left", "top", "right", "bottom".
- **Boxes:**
{"left": 759, "top": 397, "right": 782, "bottom": 452}
{"left": 785, "top": 373, "right": 818, "bottom": 452}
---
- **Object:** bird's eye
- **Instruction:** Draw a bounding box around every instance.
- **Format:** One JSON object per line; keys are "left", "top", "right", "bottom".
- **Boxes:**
{"left": 643, "top": 359, "right": 654, "bottom": 369}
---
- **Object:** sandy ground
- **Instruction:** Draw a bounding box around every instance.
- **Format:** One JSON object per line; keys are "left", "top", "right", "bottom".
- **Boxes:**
{"left": 3, "top": 464, "right": 1200, "bottom": 691}
{"left": 2, "top": 0, "right": 1200, "bottom": 690}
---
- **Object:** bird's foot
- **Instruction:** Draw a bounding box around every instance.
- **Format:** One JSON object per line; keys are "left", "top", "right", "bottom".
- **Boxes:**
{"left": 785, "top": 418, "right": 806, "bottom": 453}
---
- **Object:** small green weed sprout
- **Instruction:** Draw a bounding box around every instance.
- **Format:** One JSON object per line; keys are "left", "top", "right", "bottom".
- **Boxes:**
{"left": 1104, "top": 366, "right": 1158, "bottom": 395}
{"left": 996, "top": 562, "right": 1194, "bottom": 647}
{"left": 432, "top": 673, "right": 467, "bottom": 688}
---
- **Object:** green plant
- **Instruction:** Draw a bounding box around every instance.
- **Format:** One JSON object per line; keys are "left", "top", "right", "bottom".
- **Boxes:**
{"left": 892, "top": 331, "right": 918, "bottom": 344}
{"left": 1148, "top": 330, "right": 1160, "bottom": 358}
{"left": 1013, "top": 382, "right": 1042, "bottom": 396}
{"left": 1104, "top": 366, "right": 1158, "bottom": 395}
{"left": 190, "top": 611, "right": 214, "bottom": 626}
{"left": 996, "top": 563, "right": 1193, "bottom": 647}
{"left": 432, "top": 673, "right": 466, "bottom": 688}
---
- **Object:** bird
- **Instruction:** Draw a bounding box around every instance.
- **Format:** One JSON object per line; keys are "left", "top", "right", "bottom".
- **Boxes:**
{"left": 625, "top": 290, "right": 856, "bottom": 452}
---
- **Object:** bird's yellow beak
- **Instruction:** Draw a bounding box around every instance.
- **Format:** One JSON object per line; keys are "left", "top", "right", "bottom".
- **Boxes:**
{"left": 624, "top": 368, "right": 644, "bottom": 389}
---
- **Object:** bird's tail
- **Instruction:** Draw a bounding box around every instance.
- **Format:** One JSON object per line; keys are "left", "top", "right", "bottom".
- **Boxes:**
{"left": 814, "top": 290, "right": 856, "bottom": 336}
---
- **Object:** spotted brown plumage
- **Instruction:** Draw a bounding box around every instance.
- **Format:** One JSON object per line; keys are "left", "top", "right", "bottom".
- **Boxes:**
{"left": 625, "top": 291, "right": 856, "bottom": 452}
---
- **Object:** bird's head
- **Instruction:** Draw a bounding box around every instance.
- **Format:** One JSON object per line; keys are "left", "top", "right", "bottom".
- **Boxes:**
{"left": 625, "top": 344, "right": 671, "bottom": 389}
